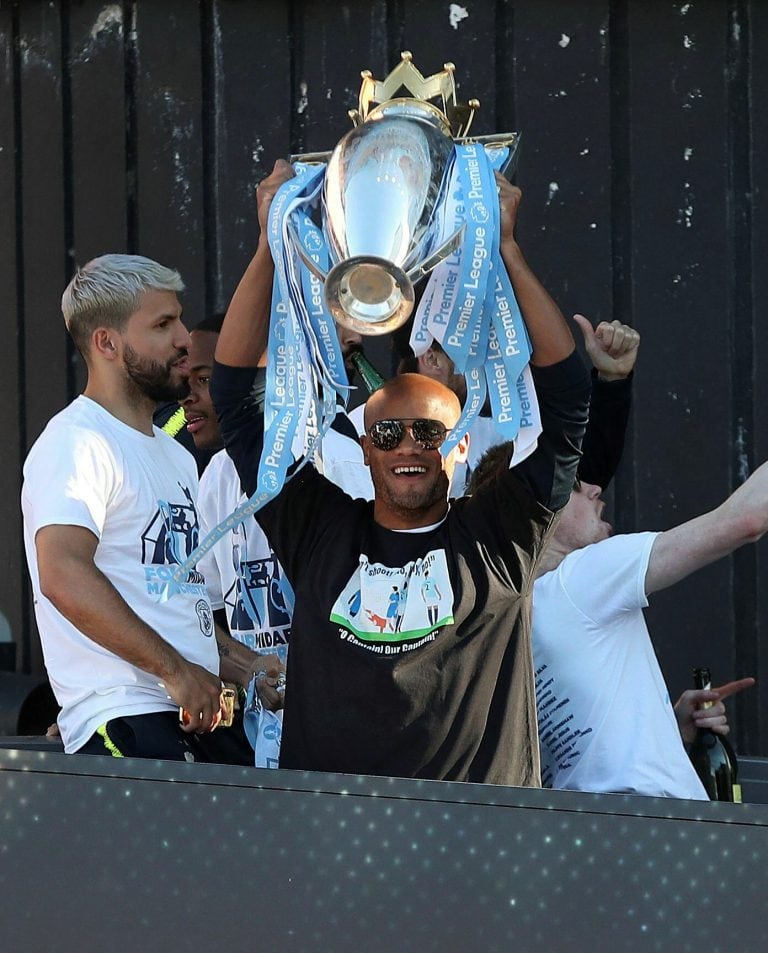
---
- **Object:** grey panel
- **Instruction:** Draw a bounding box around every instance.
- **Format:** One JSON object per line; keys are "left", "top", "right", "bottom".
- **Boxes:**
{"left": 0, "top": 749, "right": 766, "bottom": 952}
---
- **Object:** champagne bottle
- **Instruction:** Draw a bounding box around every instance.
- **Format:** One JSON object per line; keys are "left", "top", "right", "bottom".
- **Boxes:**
{"left": 688, "top": 667, "right": 742, "bottom": 803}
{"left": 349, "top": 350, "right": 385, "bottom": 394}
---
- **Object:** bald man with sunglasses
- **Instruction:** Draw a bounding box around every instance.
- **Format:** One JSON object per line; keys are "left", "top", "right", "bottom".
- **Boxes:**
{"left": 211, "top": 160, "right": 590, "bottom": 785}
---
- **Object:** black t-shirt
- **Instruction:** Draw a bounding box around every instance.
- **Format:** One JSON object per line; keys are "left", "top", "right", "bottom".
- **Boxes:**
{"left": 212, "top": 353, "right": 590, "bottom": 785}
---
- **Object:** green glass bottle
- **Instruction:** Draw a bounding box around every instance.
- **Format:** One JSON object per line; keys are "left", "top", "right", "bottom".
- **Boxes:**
{"left": 688, "top": 667, "right": 742, "bottom": 803}
{"left": 349, "top": 350, "right": 385, "bottom": 395}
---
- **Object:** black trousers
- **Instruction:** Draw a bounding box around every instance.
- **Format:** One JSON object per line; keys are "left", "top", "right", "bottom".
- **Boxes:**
{"left": 76, "top": 709, "right": 254, "bottom": 765}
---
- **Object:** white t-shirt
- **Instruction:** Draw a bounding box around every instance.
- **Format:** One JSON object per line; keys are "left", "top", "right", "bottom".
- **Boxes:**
{"left": 315, "top": 408, "right": 373, "bottom": 501}
{"left": 22, "top": 396, "right": 219, "bottom": 753}
{"left": 533, "top": 532, "right": 707, "bottom": 800}
{"left": 197, "top": 450, "right": 294, "bottom": 652}
{"left": 195, "top": 414, "right": 372, "bottom": 767}
{"left": 197, "top": 450, "right": 293, "bottom": 768}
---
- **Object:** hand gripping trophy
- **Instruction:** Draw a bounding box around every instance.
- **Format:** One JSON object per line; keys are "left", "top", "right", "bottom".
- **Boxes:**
{"left": 263, "top": 52, "right": 539, "bottom": 480}
{"left": 171, "top": 53, "right": 541, "bottom": 590}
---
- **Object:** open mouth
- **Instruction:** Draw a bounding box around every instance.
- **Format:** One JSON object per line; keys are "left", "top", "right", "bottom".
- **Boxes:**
{"left": 185, "top": 413, "right": 206, "bottom": 434}
{"left": 393, "top": 465, "right": 428, "bottom": 476}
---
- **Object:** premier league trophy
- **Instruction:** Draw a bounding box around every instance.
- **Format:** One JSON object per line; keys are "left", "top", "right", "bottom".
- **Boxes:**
{"left": 291, "top": 51, "right": 520, "bottom": 336}
{"left": 260, "top": 51, "right": 538, "bottom": 463}
{"left": 171, "top": 52, "right": 540, "bottom": 594}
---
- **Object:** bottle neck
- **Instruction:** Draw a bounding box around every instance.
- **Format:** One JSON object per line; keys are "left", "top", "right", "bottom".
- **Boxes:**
{"left": 350, "top": 350, "right": 385, "bottom": 395}
{"left": 693, "top": 667, "right": 713, "bottom": 709}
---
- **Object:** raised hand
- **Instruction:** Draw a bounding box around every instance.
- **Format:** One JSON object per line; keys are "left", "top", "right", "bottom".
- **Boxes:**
{"left": 573, "top": 314, "right": 640, "bottom": 382}
{"left": 257, "top": 158, "right": 296, "bottom": 237}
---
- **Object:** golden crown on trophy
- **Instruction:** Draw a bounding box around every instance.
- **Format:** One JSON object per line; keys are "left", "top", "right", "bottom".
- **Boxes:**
{"left": 350, "top": 50, "right": 480, "bottom": 139}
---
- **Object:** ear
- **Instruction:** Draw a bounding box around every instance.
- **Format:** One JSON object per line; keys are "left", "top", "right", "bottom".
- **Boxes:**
{"left": 453, "top": 431, "right": 470, "bottom": 465}
{"left": 92, "top": 328, "right": 119, "bottom": 360}
{"left": 417, "top": 349, "right": 438, "bottom": 372}
{"left": 359, "top": 434, "right": 371, "bottom": 466}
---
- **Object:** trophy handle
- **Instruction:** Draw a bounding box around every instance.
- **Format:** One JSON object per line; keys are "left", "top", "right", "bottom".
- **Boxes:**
{"left": 287, "top": 220, "right": 329, "bottom": 281}
{"left": 406, "top": 225, "right": 465, "bottom": 283}
{"left": 457, "top": 132, "right": 522, "bottom": 180}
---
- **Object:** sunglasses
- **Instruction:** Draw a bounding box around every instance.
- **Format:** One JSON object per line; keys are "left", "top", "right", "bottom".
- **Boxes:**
{"left": 367, "top": 417, "right": 448, "bottom": 452}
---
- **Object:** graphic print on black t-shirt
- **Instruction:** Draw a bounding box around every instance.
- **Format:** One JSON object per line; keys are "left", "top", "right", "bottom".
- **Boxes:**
{"left": 330, "top": 548, "right": 454, "bottom": 651}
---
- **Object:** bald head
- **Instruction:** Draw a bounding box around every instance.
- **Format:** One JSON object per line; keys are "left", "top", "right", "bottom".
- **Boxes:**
{"left": 361, "top": 373, "right": 468, "bottom": 530}
{"left": 364, "top": 373, "right": 461, "bottom": 431}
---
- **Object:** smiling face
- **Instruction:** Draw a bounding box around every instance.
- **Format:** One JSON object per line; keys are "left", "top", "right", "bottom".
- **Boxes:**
{"left": 361, "top": 374, "right": 467, "bottom": 529}
{"left": 552, "top": 481, "right": 613, "bottom": 553}
{"left": 180, "top": 329, "right": 222, "bottom": 450}
{"left": 119, "top": 289, "right": 191, "bottom": 402}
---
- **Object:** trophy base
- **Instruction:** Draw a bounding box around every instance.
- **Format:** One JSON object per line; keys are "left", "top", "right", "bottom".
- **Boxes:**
{"left": 325, "top": 256, "right": 415, "bottom": 336}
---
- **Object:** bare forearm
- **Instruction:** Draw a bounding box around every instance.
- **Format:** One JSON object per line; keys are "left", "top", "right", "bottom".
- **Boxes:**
{"left": 42, "top": 557, "right": 185, "bottom": 681}
{"left": 500, "top": 238, "right": 574, "bottom": 366}
{"left": 215, "top": 625, "right": 261, "bottom": 687}
{"left": 216, "top": 239, "right": 274, "bottom": 368}
{"left": 645, "top": 459, "right": 768, "bottom": 594}
{"left": 217, "top": 160, "right": 295, "bottom": 369}
{"left": 646, "top": 509, "right": 766, "bottom": 596}
{"left": 37, "top": 523, "right": 223, "bottom": 731}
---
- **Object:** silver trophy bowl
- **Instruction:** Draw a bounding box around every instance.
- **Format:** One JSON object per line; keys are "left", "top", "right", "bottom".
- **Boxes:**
{"left": 288, "top": 53, "right": 521, "bottom": 337}
{"left": 321, "top": 106, "right": 457, "bottom": 335}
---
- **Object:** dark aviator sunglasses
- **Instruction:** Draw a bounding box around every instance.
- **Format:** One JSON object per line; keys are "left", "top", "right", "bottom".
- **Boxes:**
{"left": 366, "top": 417, "right": 449, "bottom": 452}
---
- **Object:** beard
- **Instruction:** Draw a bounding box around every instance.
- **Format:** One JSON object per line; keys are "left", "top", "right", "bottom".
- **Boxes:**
{"left": 369, "top": 462, "right": 449, "bottom": 522}
{"left": 123, "top": 343, "right": 190, "bottom": 402}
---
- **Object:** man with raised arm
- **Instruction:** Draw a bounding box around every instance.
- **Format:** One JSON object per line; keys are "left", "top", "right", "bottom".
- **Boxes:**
{"left": 471, "top": 316, "right": 757, "bottom": 797}
{"left": 22, "top": 255, "right": 252, "bottom": 763}
{"left": 210, "top": 161, "right": 590, "bottom": 784}
{"left": 531, "top": 460, "right": 765, "bottom": 797}
{"left": 526, "top": 316, "right": 759, "bottom": 797}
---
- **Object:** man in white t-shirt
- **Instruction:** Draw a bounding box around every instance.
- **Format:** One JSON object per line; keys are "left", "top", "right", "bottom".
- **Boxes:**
{"left": 22, "top": 254, "right": 263, "bottom": 762}
{"left": 531, "top": 465, "right": 767, "bottom": 798}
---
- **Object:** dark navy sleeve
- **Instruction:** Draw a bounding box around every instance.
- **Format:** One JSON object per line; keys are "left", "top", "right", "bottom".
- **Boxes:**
{"left": 577, "top": 369, "right": 633, "bottom": 490}
{"left": 210, "top": 359, "right": 267, "bottom": 498}
{"left": 511, "top": 350, "right": 591, "bottom": 512}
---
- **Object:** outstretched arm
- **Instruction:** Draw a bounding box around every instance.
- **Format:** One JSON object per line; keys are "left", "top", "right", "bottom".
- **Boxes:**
{"left": 215, "top": 159, "right": 295, "bottom": 369}
{"left": 645, "top": 460, "right": 768, "bottom": 595}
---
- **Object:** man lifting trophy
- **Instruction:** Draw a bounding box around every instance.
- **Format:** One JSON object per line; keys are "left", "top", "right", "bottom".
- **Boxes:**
{"left": 206, "top": 51, "right": 588, "bottom": 785}
{"left": 262, "top": 52, "right": 539, "bottom": 499}
{"left": 173, "top": 52, "right": 544, "bottom": 586}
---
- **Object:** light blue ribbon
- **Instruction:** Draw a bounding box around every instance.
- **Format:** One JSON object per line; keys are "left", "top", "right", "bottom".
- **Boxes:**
{"left": 167, "top": 163, "right": 340, "bottom": 595}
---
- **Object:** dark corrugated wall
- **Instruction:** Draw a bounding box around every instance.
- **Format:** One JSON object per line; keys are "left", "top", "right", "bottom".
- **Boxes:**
{"left": 0, "top": 0, "right": 765, "bottom": 754}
